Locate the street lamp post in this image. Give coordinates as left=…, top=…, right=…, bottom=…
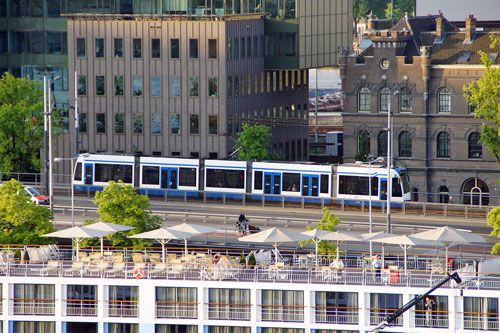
left=386, top=91, right=399, bottom=233
left=368, top=156, right=384, bottom=256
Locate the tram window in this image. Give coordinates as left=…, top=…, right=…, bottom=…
left=179, top=168, right=197, bottom=186
left=206, top=169, right=244, bottom=189
left=392, top=177, right=402, bottom=197
left=338, top=175, right=368, bottom=195
left=142, top=166, right=160, bottom=185
left=74, top=162, right=82, bottom=181
left=254, top=171, right=263, bottom=190
left=95, top=163, right=133, bottom=184
left=283, top=173, right=300, bottom=192
left=320, top=174, right=329, bottom=193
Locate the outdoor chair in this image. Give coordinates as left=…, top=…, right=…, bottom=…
left=150, top=263, right=168, bottom=278
left=63, top=261, right=84, bottom=277
left=167, top=260, right=184, bottom=278
left=39, top=260, right=60, bottom=276
left=105, top=262, right=126, bottom=278
left=86, top=261, right=109, bottom=276
left=165, top=253, right=177, bottom=263
left=132, top=253, right=145, bottom=263
left=150, top=253, right=162, bottom=263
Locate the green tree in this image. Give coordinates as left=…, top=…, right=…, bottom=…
left=487, top=208, right=500, bottom=254
left=92, top=181, right=162, bottom=247
left=354, top=130, right=369, bottom=162
left=464, top=36, right=500, bottom=162
left=0, top=73, right=61, bottom=173
left=384, top=0, right=413, bottom=20
left=299, top=207, right=340, bottom=255
left=0, top=179, right=55, bottom=244
left=354, top=0, right=370, bottom=35
left=234, top=124, right=273, bottom=160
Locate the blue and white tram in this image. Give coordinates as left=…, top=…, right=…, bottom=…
left=139, top=157, right=199, bottom=196
left=336, top=163, right=411, bottom=204
left=204, top=160, right=247, bottom=198
left=251, top=162, right=332, bottom=201
left=73, top=154, right=135, bottom=192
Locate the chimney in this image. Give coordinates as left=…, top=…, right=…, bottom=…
left=435, top=12, right=444, bottom=40
left=465, top=14, right=476, bottom=43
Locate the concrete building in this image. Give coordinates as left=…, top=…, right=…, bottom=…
left=0, top=1, right=353, bottom=176
left=340, top=14, right=500, bottom=205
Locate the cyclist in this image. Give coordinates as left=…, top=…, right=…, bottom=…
left=238, top=211, right=249, bottom=233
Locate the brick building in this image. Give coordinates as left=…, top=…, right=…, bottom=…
left=340, top=14, right=500, bottom=205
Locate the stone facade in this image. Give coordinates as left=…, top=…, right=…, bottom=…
left=340, top=14, right=500, bottom=205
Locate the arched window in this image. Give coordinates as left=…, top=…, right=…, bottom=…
left=398, top=131, right=412, bottom=157
left=400, top=88, right=412, bottom=112
left=437, top=131, right=450, bottom=158
left=438, top=88, right=451, bottom=113
left=462, top=178, right=489, bottom=206
left=468, top=132, right=482, bottom=159
left=377, top=131, right=387, bottom=157
left=379, top=87, right=390, bottom=112
left=358, top=87, right=370, bottom=112
left=357, top=130, right=370, bottom=158
left=438, top=186, right=450, bottom=203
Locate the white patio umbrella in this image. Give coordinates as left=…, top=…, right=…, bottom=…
left=42, top=226, right=111, bottom=260
left=128, top=228, right=193, bottom=262
left=322, top=231, right=362, bottom=260
left=238, top=227, right=310, bottom=264
left=301, top=228, right=337, bottom=262
left=169, top=223, right=219, bottom=255
left=362, top=231, right=397, bottom=265
left=412, top=226, right=485, bottom=271
left=374, top=234, right=428, bottom=272
left=84, top=221, right=135, bottom=254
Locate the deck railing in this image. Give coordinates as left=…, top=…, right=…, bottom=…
left=205, top=303, right=251, bottom=320
left=64, top=299, right=98, bottom=316
left=259, top=304, right=304, bottom=322
left=106, top=300, right=138, bottom=317
left=11, top=298, right=55, bottom=315
left=155, top=302, right=198, bottom=319
left=312, top=306, right=359, bottom=324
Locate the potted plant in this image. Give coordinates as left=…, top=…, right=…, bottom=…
left=248, top=252, right=256, bottom=268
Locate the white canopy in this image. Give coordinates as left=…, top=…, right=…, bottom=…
left=129, top=227, right=193, bottom=262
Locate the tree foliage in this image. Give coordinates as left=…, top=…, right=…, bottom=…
left=0, top=179, right=55, bottom=244
left=354, top=130, right=369, bottom=162
left=91, top=181, right=162, bottom=247
left=0, top=73, right=47, bottom=173
left=487, top=208, right=500, bottom=254
left=300, top=207, right=340, bottom=255
left=354, top=0, right=414, bottom=22
left=234, top=124, right=274, bottom=161
left=464, top=36, right=500, bottom=162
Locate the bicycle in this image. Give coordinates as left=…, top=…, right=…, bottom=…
left=235, top=220, right=248, bottom=236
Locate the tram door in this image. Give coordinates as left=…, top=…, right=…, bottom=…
left=161, top=167, right=178, bottom=189
left=302, top=175, right=319, bottom=197
left=264, top=172, right=281, bottom=195
left=84, top=164, right=93, bottom=185
left=380, top=178, right=387, bottom=200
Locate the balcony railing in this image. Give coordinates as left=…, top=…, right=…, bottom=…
left=206, top=303, right=251, bottom=320
left=106, top=300, right=138, bottom=317
left=260, top=304, right=304, bottom=322
left=312, top=306, right=359, bottom=324
left=367, top=308, right=403, bottom=326
left=156, top=302, right=198, bottom=319
left=11, top=299, right=55, bottom=315
left=457, top=312, right=500, bottom=331
left=64, top=299, right=98, bottom=316
left=412, top=309, right=449, bottom=329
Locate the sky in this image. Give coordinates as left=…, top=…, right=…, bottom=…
left=309, top=68, right=341, bottom=89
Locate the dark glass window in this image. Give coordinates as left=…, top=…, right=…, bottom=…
left=77, top=76, right=87, bottom=95
left=95, top=163, right=133, bottom=183
left=46, top=0, right=61, bottom=17
left=234, top=38, right=239, bottom=59
left=398, top=131, right=412, bottom=157
left=247, top=36, right=252, bottom=57
left=208, top=77, right=218, bottom=97
left=189, top=39, right=198, bottom=58
left=190, top=114, right=199, bottom=134
left=152, top=38, right=160, bottom=58
left=67, top=285, right=96, bottom=316
left=468, top=132, right=482, bottom=159
left=240, top=37, right=245, bottom=58
left=114, top=38, right=123, bottom=58
left=227, top=38, right=232, bottom=59
left=96, top=113, right=106, bottom=134
left=142, top=166, right=160, bottom=185
left=95, top=38, right=104, bottom=58
left=179, top=168, right=197, bottom=186
left=76, top=38, right=86, bottom=58
left=79, top=113, right=87, bottom=133
left=46, top=32, right=67, bottom=54
left=133, top=38, right=142, bottom=58
left=171, top=39, right=179, bottom=58
left=437, top=131, right=450, bottom=158
left=379, top=87, right=390, bottom=112
left=400, top=88, right=412, bottom=112
left=209, top=115, right=217, bottom=134
left=378, top=131, right=387, bottom=157
left=438, top=88, right=451, bottom=112
left=133, top=114, right=143, bottom=134
left=114, top=76, right=124, bottom=96
left=254, top=171, right=263, bottom=190
left=358, top=87, right=370, bottom=112
left=253, top=36, right=258, bottom=58
left=74, top=163, right=82, bottom=181
left=283, top=173, right=300, bottom=192
left=115, top=113, right=124, bottom=133
left=208, top=39, right=217, bottom=59
left=320, top=174, right=329, bottom=194
left=206, top=169, right=245, bottom=189
left=96, top=76, right=105, bottom=96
